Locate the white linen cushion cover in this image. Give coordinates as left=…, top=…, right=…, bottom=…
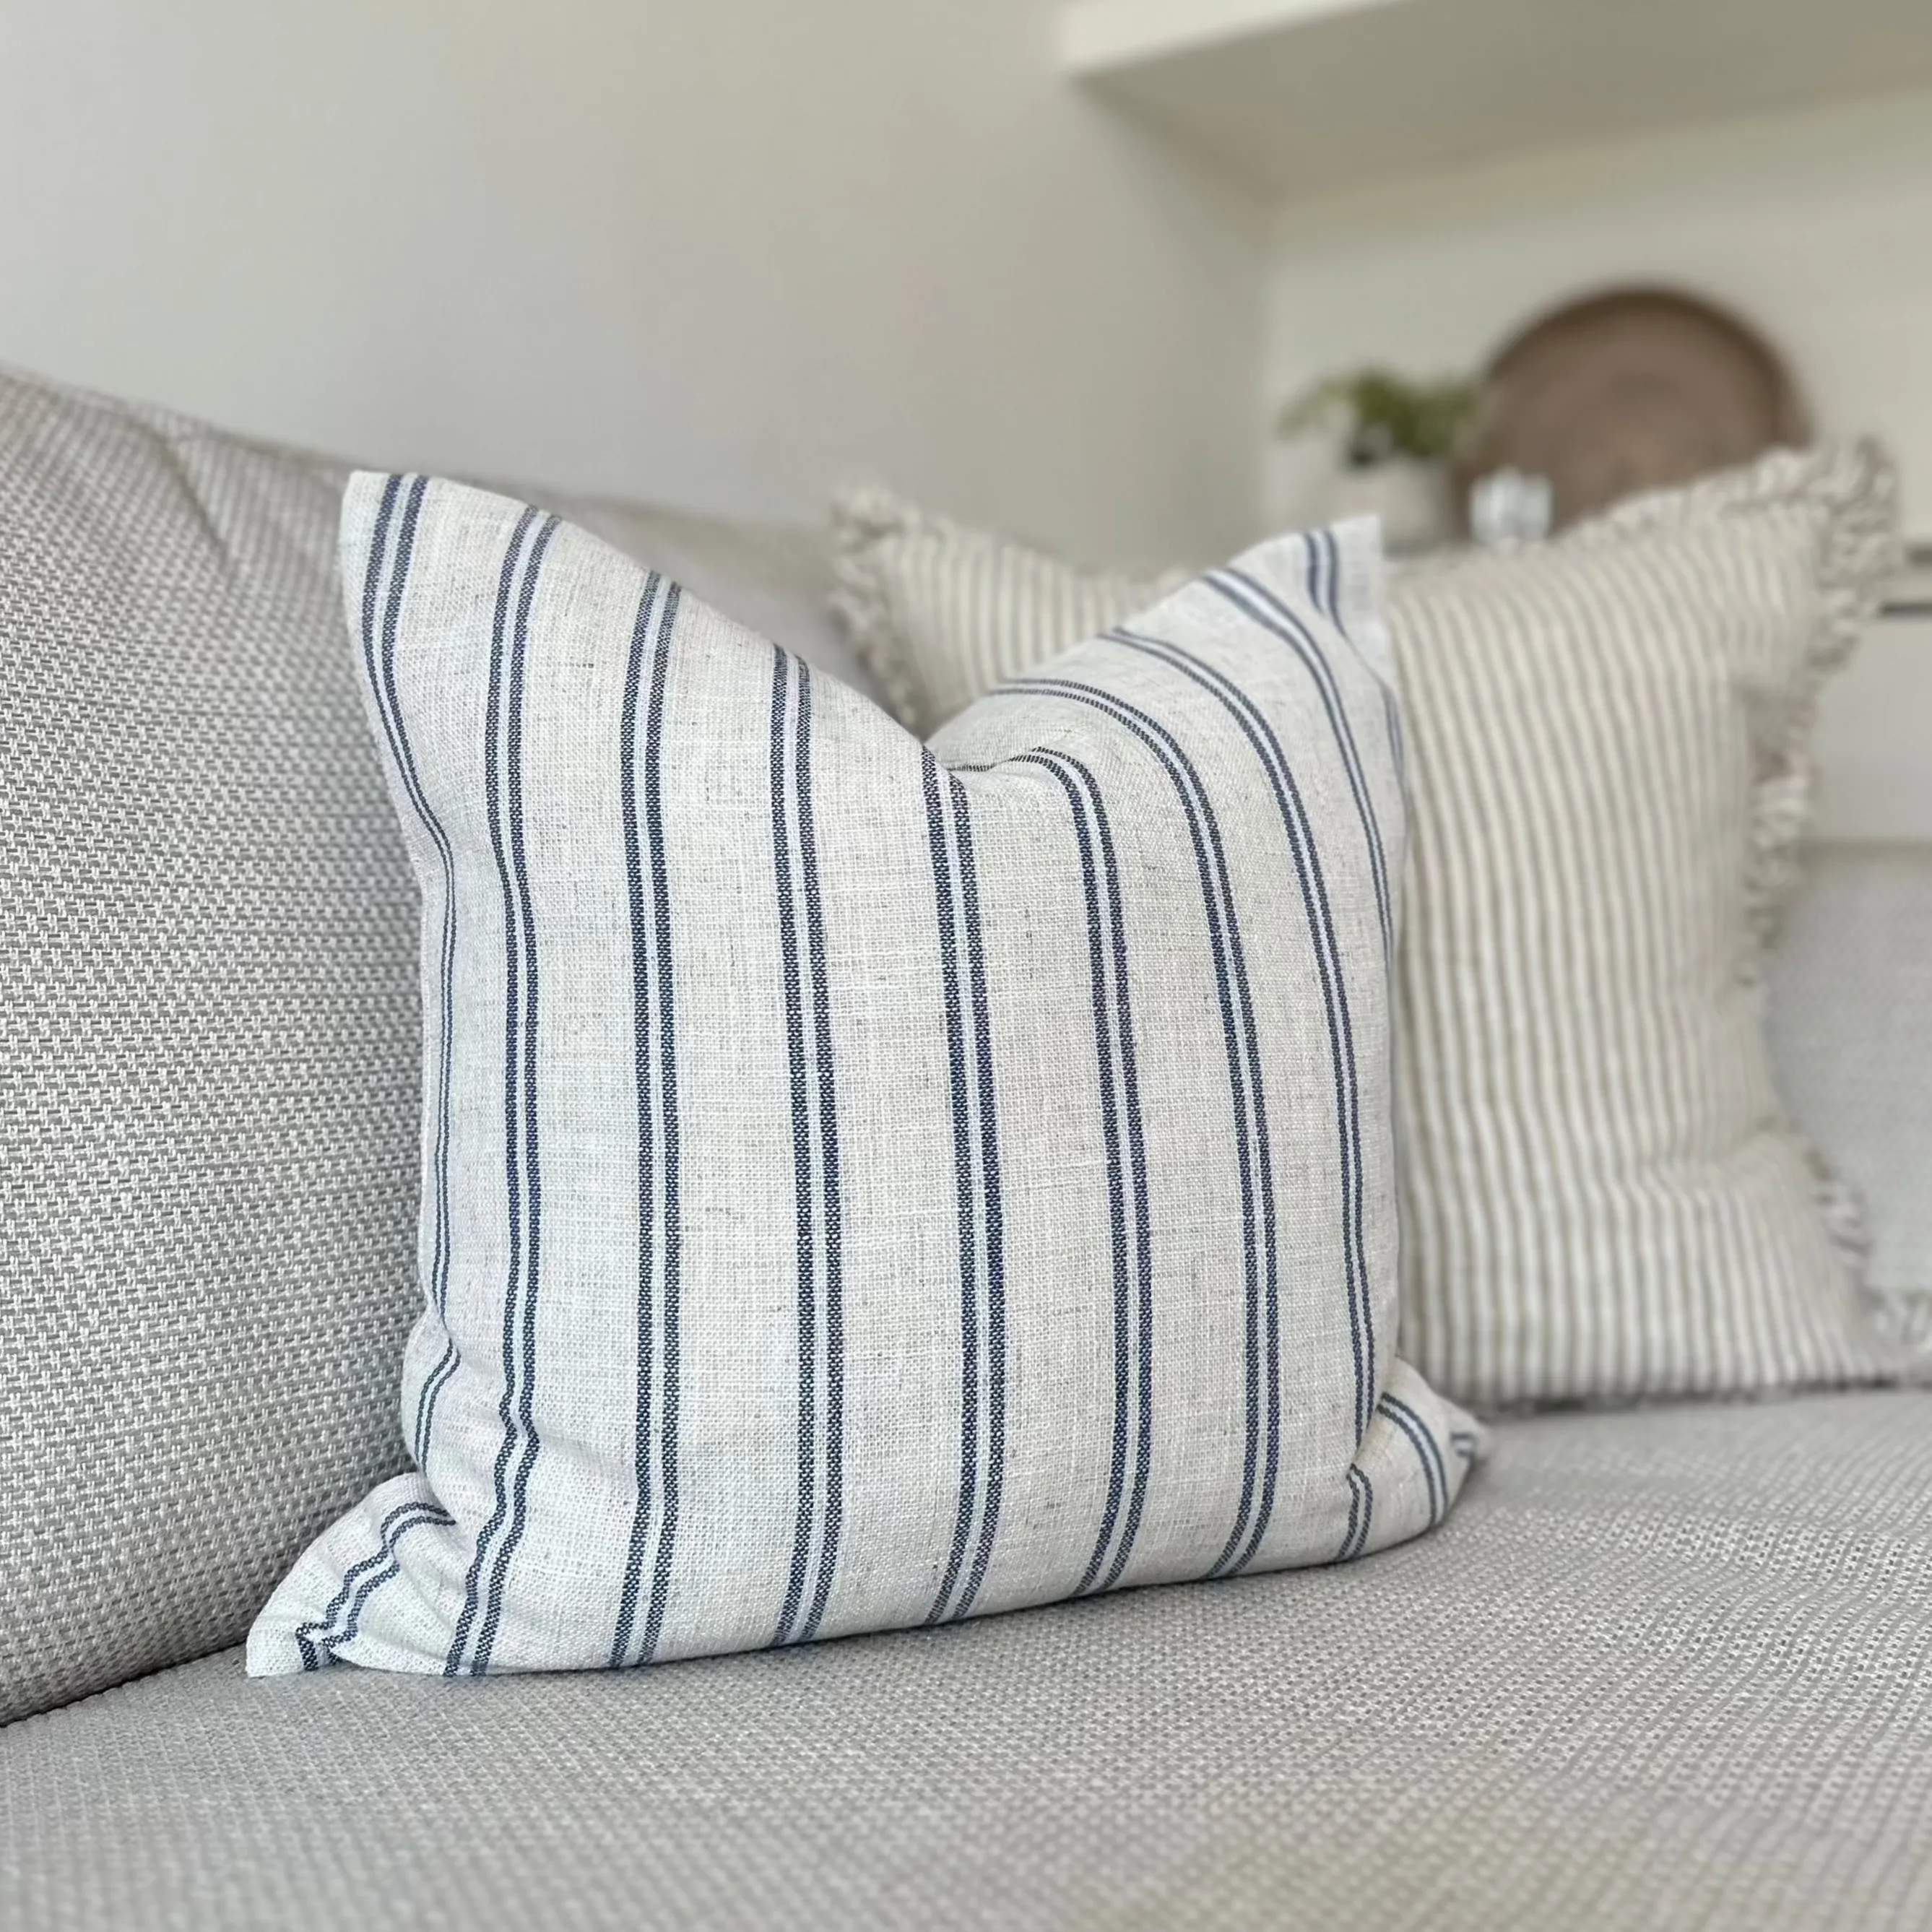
left=248, top=475, right=1476, bottom=1677
left=829, top=449, right=1920, bottom=1411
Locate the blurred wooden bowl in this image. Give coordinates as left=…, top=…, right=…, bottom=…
left=1457, top=287, right=1810, bottom=533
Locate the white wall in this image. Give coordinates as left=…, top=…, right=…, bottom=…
left=0, top=1, right=1262, bottom=564
left=1262, top=88, right=1932, bottom=537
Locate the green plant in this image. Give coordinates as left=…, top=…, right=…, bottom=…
left=1278, top=368, right=1479, bottom=468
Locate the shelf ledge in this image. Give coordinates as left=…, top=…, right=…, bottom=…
left=1060, top=0, right=1932, bottom=202
left=1059, top=0, right=1408, bottom=79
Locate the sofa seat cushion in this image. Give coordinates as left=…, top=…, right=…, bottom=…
left=5, top=1390, right=1928, bottom=1931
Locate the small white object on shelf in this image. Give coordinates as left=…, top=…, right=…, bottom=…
left=1468, top=469, right=1554, bottom=550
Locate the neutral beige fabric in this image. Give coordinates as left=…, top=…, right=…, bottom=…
left=1390, top=448, right=1910, bottom=1406
left=830, top=451, right=1920, bottom=1411
left=8, top=1390, right=1930, bottom=1931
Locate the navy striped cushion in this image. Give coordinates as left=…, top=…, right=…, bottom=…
left=248, top=475, right=1477, bottom=1677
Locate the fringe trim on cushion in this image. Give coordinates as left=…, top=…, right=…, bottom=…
left=829, top=486, right=1189, bottom=737
left=1572, top=440, right=1902, bottom=953
left=1583, top=443, right=1902, bottom=1294
left=1868, top=1286, right=1932, bottom=1359
left=828, top=486, right=940, bottom=735
left=1809, top=1148, right=1879, bottom=1294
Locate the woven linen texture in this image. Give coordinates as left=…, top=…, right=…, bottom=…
left=248, top=475, right=1476, bottom=1677
left=830, top=449, right=1918, bottom=1409
left=0, top=369, right=418, bottom=1725
left=15, top=1391, right=1931, bottom=1932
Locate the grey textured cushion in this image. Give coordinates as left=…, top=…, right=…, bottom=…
left=7, top=1390, right=1928, bottom=1931
left=0, top=369, right=420, bottom=1726
left=1771, top=840, right=1932, bottom=1346
left=0, top=366, right=869, bottom=1723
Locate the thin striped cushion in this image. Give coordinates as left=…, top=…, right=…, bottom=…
left=832, top=488, right=1190, bottom=735
left=247, top=476, right=1476, bottom=1678
left=830, top=447, right=1923, bottom=1410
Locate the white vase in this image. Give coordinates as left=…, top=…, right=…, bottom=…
left=1324, top=459, right=1452, bottom=556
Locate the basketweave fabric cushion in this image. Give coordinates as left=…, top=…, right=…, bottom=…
left=248, top=475, right=1477, bottom=1678
left=0, top=367, right=419, bottom=1728
left=830, top=449, right=1920, bottom=1411
left=14, top=1391, right=1932, bottom=1932
left=0, top=363, right=891, bottom=1729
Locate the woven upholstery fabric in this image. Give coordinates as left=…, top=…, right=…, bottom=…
left=831, top=451, right=1918, bottom=1411
left=0, top=368, right=420, bottom=1725
left=250, top=475, right=1476, bottom=1679
left=1772, top=840, right=1932, bottom=1349
left=0, top=365, right=901, bottom=1727
left=12, top=1391, right=1931, bottom=1932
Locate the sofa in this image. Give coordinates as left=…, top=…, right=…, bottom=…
left=1, top=369, right=1927, bottom=1931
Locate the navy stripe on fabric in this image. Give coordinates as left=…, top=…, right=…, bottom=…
left=444, top=506, right=555, bottom=1677
left=1208, top=567, right=1393, bottom=972
left=1110, top=628, right=1374, bottom=1452
left=950, top=779, right=1009, bottom=1621
left=324, top=1506, right=452, bottom=1663
left=1017, top=751, right=1130, bottom=1597
left=614, top=568, right=691, bottom=1661
left=1386, top=1394, right=1450, bottom=1512
left=1015, top=750, right=1152, bottom=1598
left=1337, top=1468, right=1363, bottom=1566
left=770, top=654, right=847, bottom=1647
left=1001, top=677, right=1276, bottom=1583
left=1304, top=529, right=1335, bottom=629
left=922, top=756, right=982, bottom=1627
left=470, top=509, right=562, bottom=1674
left=795, top=662, right=846, bottom=1644
left=296, top=1500, right=450, bottom=1671
left=1072, top=755, right=1158, bottom=1597
left=635, top=580, right=686, bottom=1665
left=296, top=1497, right=419, bottom=1671
left=1338, top=1465, right=1374, bottom=1562
left=1377, top=1394, right=1447, bottom=1527
left=633, top=583, right=688, bottom=1661
left=771, top=648, right=818, bottom=1647
left=352, top=476, right=463, bottom=1469
left=610, top=574, right=667, bottom=1669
